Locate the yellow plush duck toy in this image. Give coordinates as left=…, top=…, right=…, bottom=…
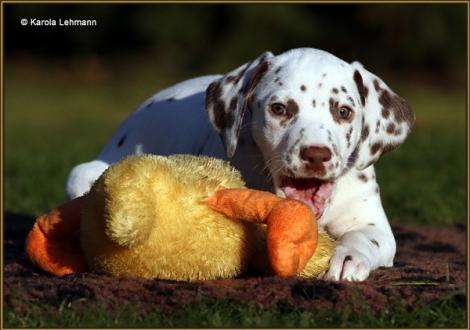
left=26, top=155, right=335, bottom=281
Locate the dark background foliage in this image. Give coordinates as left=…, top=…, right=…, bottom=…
left=5, top=3, right=466, bottom=84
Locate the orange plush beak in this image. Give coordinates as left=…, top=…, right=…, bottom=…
left=25, top=196, right=88, bottom=276
left=206, top=188, right=318, bottom=277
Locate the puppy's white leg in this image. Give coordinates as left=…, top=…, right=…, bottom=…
left=322, top=224, right=396, bottom=281
left=65, top=160, right=109, bottom=199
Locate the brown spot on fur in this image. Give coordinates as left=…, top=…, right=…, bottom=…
left=353, top=70, right=367, bottom=106
left=370, top=142, right=382, bottom=155
left=341, top=86, right=347, bottom=93
left=368, top=223, right=376, bottom=226
left=382, top=108, right=390, bottom=119
left=229, top=96, right=238, bottom=111
left=213, top=100, right=227, bottom=130
left=318, top=83, right=322, bottom=88
left=206, top=82, right=228, bottom=131
left=344, top=255, right=352, bottom=262
left=286, top=99, right=299, bottom=116
left=391, top=95, right=415, bottom=126
left=361, top=124, right=370, bottom=142
left=347, top=144, right=360, bottom=168
left=274, top=66, right=282, bottom=74
left=379, top=89, right=393, bottom=112
left=117, top=134, right=127, bottom=147
left=358, top=173, right=368, bottom=182
left=373, top=79, right=381, bottom=92
left=377, top=85, right=414, bottom=126
left=322, top=73, right=327, bottom=77
left=375, top=120, right=381, bottom=133
left=332, top=88, right=339, bottom=94
left=370, top=239, right=380, bottom=247
left=312, top=99, right=316, bottom=108
left=386, top=122, right=396, bottom=134
left=274, top=77, right=280, bottom=83
left=347, top=96, right=356, bottom=107
left=206, top=81, right=222, bottom=107
left=346, top=126, right=353, bottom=147
left=300, top=85, right=306, bottom=92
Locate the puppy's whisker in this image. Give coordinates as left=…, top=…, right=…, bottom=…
left=262, top=153, right=285, bottom=181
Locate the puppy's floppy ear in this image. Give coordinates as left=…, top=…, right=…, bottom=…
left=349, top=61, right=415, bottom=170
left=205, top=51, right=274, bottom=157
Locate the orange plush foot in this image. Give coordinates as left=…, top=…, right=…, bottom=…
left=25, top=196, right=88, bottom=276
left=266, top=199, right=317, bottom=277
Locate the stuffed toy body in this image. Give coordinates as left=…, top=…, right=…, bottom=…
left=26, top=155, right=335, bottom=281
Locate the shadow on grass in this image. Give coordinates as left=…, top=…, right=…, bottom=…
left=4, top=211, right=36, bottom=239
left=4, top=211, right=37, bottom=272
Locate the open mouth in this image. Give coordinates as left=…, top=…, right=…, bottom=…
left=279, top=176, right=333, bottom=219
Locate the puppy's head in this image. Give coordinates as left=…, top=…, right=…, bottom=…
left=205, top=48, right=415, bottom=218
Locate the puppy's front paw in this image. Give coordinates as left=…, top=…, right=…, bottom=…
left=322, top=245, right=371, bottom=281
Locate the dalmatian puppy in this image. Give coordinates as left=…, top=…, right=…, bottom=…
left=66, top=48, right=415, bottom=281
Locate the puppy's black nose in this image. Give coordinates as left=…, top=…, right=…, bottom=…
left=300, top=146, right=332, bottom=165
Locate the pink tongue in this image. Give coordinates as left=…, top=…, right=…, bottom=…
left=281, top=178, right=332, bottom=219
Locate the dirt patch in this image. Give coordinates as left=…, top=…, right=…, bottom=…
left=3, top=212, right=467, bottom=315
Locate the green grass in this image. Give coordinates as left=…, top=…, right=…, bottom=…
left=4, top=295, right=466, bottom=328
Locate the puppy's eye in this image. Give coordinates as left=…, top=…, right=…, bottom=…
left=338, top=106, right=353, bottom=119
left=270, top=103, right=287, bottom=116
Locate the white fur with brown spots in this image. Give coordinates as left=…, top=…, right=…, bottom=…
left=66, top=48, right=415, bottom=282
